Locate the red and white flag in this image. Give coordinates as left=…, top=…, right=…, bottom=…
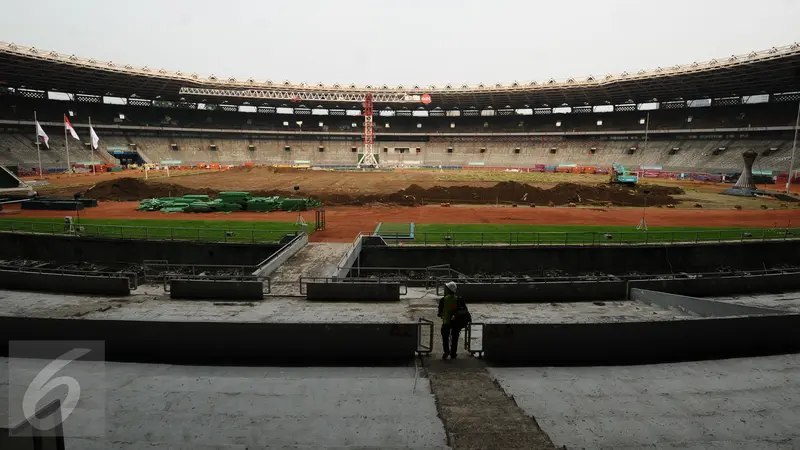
left=35, top=121, right=49, bottom=149
left=64, top=115, right=80, bottom=140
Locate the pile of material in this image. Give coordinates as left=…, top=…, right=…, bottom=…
left=137, top=192, right=321, bottom=213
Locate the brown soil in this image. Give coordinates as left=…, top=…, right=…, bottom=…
left=82, top=178, right=218, bottom=201
left=389, top=182, right=682, bottom=207
left=75, top=178, right=682, bottom=208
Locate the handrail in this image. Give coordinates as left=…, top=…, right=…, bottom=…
left=433, top=267, right=800, bottom=294
left=254, top=232, right=306, bottom=268
left=464, top=323, right=484, bottom=358
left=417, top=318, right=434, bottom=356
left=143, top=260, right=260, bottom=283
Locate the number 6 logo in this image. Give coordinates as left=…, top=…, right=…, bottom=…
left=22, top=348, right=91, bottom=430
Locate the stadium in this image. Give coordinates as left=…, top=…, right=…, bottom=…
left=2, top=34, right=800, bottom=450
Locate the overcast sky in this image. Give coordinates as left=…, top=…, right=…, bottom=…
left=1, top=0, right=798, bottom=87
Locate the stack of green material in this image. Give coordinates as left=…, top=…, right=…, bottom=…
left=246, top=196, right=281, bottom=212
left=136, top=192, right=321, bottom=213
left=161, top=206, right=187, bottom=213
left=208, top=199, right=243, bottom=212
left=183, top=194, right=211, bottom=202
left=184, top=201, right=212, bottom=213
left=219, top=192, right=251, bottom=203
left=280, top=198, right=309, bottom=211
left=137, top=196, right=197, bottom=211
left=136, top=199, right=162, bottom=211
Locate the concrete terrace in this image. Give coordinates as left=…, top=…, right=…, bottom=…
left=0, top=287, right=691, bottom=325
left=2, top=283, right=799, bottom=450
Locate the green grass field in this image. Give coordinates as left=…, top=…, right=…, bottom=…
left=0, top=217, right=308, bottom=243
left=376, top=223, right=797, bottom=245
left=375, top=222, right=412, bottom=236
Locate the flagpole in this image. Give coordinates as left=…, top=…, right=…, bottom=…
left=34, top=111, right=43, bottom=179
left=64, top=116, right=71, bottom=177
left=89, top=116, right=96, bottom=175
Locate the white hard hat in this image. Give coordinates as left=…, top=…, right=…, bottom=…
left=445, top=281, right=457, bottom=293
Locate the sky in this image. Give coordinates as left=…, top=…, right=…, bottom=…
left=1, top=0, right=798, bottom=87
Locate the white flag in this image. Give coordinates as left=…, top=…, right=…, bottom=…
left=64, top=115, right=80, bottom=140
left=89, top=126, right=99, bottom=150
left=35, top=121, right=49, bottom=149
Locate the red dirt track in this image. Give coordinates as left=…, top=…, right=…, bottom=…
left=3, top=202, right=799, bottom=242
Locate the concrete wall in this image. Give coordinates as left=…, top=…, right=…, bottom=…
left=454, top=281, right=627, bottom=303
left=630, top=289, right=781, bottom=317
left=253, top=233, right=308, bottom=277
left=0, top=317, right=419, bottom=364
left=0, top=233, right=281, bottom=265
left=628, top=272, right=800, bottom=297
left=0, top=269, right=130, bottom=296
left=481, top=314, right=800, bottom=365
left=170, top=279, right=264, bottom=301
left=357, top=240, right=800, bottom=276
left=306, top=282, right=401, bottom=301
left=335, top=235, right=364, bottom=278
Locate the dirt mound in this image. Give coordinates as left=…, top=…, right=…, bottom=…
left=82, top=177, right=682, bottom=207
left=84, top=178, right=216, bottom=201
left=353, top=181, right=682, bottom=207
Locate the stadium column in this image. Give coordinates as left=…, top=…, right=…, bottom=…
left=787, top=100, right=800, bottom=193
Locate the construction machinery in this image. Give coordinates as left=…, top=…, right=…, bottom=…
left=609, top=163, right=638, bottom=185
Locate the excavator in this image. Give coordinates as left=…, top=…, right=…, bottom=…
left=609, top=163, right=638, bottom=185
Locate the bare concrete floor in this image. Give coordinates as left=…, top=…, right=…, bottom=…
left=268, top=243, right=351, bottom=296
left=0, top=289, right=414, bottom=323
left=0, top=288, right=695, bottom=325
left=491, top=354, right=800, bottom=450
left=1, top=358, right=449, bottom=450
left=710, top=291, right=800, bottom=313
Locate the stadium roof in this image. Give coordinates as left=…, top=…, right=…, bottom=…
left=1, top=41, right=799, bottom=108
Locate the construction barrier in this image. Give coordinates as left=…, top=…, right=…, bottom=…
left=169, top=277, right=266, bottom=301
left=0, top=317, right=421, bottom=364
left=481, top=313, right=800, bottom=365
left=0, top=269, right=132, bottom=296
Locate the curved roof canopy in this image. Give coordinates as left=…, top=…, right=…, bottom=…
left=1, top=42, right=799, bottom=108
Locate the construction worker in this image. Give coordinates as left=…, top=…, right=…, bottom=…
left=437, top=281, right=471, bottom=360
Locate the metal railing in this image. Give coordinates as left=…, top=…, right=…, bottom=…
left=373, top=227, right=800, bottom=247
left=0, top=220, right=300, bottom=243
left=417, top=318, right=433, bottom=356
left=0, top=264, right=140, bottom=290
left=339, top=265, right=456, bottom=288
left=255, top=232, right=307, bottom=268
left=298, top=276, right=408, bottom=296
left=433, top=267, right=800, bottom=294
left=464, top=322, right=484, bottom=358
left=163, top=274, right=271, bottom=294
left=143, top=260, right=261, bottom=284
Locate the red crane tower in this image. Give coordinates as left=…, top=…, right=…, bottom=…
left=357, top=93, right=378, bottom=168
